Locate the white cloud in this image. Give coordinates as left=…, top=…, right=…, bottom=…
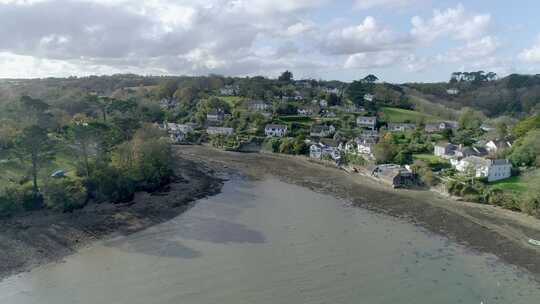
left=411, top=4, right=491, bottom=42
left=519, top=35, right=540, bottom=63
left=344, top=50, right=408, bottom=69
left=354, top=0, right=418, bottom=10
left=438, top=36, right=500, bottom=63
left=321, top=16, right=410, bottom=55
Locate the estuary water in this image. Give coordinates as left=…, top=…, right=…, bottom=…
left=1, top=178, right=539, bottom=303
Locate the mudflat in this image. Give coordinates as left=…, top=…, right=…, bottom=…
left=0, top=156, right=224, bottom=279
left=2, top=144, right=540, bottom=282
left=176, top=145, right=540, bottom=281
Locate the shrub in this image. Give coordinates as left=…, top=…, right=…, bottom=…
left=87, top=164, right=136, bottom=203
left=43, top=178, right=88, bottom=212
left=344, top=153, right=366, bottom=166
left=18, top=183, right=44, bottom=211
left=0, top=187, right=23, bottom=217
left=521, top=190, right=540, bottom=216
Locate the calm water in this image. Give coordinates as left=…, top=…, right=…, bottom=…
left=1, top=178, right=540, bottom=304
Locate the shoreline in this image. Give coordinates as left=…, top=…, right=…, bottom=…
left=177, top=145, right=540, bottom=281
left=0, top=155, right=224, bottom=280
left=2, top=145, right=540, bottom=282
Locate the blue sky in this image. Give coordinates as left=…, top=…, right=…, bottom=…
left=1, top=0, right=540, bottom=83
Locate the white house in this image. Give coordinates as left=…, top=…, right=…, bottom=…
left=357, top=116, right=377, bottom=130
left=425, top=121, right=458, bottom=133
left=246, top=100, right=270, bottom=112
left=485, top=140, right=512, bottom=154
left=446, top=88, right=459, bottom=95
left=364, top=94, right=374, bottom=102
left=310, top=125, right=335, bottom=138
left=434, top=142, right=459, bottom=159
left=323, top=87, right=341, bottom=95
left=159, top=97, right=177, bottom=110
left=387, top=123, right=416, bottom=132
left=319, top=99, right=328, bottom=107
left=356, top=137, right=377, bottom=157
left=455, top=156, right=512, bottom=182
left=207, top=108, right=225, bottom=123
left=164, top=123, right=194, bottom=134
left=265, top=124, right=288, bottom=137
left=220, top=85, right=239, bottom=96
left=310, top=143, right=341, bottom=161
left=297, top=107, right=314, bottom=116
left=207, top=127, right=234, bottom=136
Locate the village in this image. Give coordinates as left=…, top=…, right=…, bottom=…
left=157, top=73, right=518, bottom=201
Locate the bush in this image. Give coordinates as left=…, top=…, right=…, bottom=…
left=18, top=184, right=44, bottom=211
left=344, top=153, right=366, bottom=166
left=0, top=187, right=23, bottom=217
left=521, top=190, right=540, bottom=216
left=43, top=178, right=88, bottom=212
left=87, top=164, right=136, bottom=203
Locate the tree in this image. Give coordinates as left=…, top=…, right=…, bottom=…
left=278, top=70, right=293, bottom=82
left=68, top=120, right=105, bottom=177
left=346, top=80, right=369, bottom=106
left=15, top=126, right=56, bottom=194
left=458, top=107, right=483, bottom=131
left=509, top=129, right=540, bottom=167
left=158, top=79, right=179, bottom=99
left=512, top=115, right=540, bottom=139
left=86, top=95, right=112, bottom=122
left=373, top=133, right=398, bottom=164
left=362, top=74, right=379, bottom=83
left=19, top=95, right=50, bottom=126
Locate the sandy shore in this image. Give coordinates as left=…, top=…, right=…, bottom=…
left=0, top=155, right=224, bottom=279
left=176, top=145, right=540, bottom=280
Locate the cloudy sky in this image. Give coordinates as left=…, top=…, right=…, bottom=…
left=1, top=0, right=540, bottom=82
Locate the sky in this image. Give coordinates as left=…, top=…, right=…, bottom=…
left=2, top=0, right=540, bottom=82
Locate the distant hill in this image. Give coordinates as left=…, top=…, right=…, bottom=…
left=403, top=74, right=540, bottom=117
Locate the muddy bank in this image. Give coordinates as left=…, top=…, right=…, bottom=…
left=177, top=145, right=540, bottom=280
left=0, top=155, right=224, bottom=279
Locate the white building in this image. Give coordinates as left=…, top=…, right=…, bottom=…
left=310, top=143, right=341, bottom=161
left=455, top=156, right=512, bottom=182
left=246, top=100, right=270, bottom=112
left=485, top=140, right=512, bottom=154
left=434, top=142, right=458, bottom=159
left=364, top=94, right=374, bottom=102
left=357, top=116, right=377, bottom=130
left=446, top=88, right=459, bottom=95
left=207, top=127, right=234, bottom=136
left=265, top=124, right=288, bottom=137
left=310, top=125, right=335, bottom=138
left=387, top=123, right=416, bottom=132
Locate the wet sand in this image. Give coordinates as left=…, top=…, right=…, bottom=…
left=176, top=145, right=540, bottom=281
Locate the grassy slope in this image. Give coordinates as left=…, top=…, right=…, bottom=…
left=0, top=150, right=78, bottom=191
left=379, top=107, right=441, bottom=123
left=489, top=176, right=528, bottom=194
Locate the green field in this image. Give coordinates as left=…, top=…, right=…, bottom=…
left=0, top=150, right=78, bottom=191
left=379, top=107, right=441, bottom=123
left=489, top=176, right=528, bottom=194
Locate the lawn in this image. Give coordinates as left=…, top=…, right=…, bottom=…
left=217, top=96, right=245, bottom=108
left=0, top=149, right=78, bottom=191
left=379, top=107, right=441, bottom=123
left=278, top=116, right=314, bottom=127
left=489, top=176, right=528, bottom=194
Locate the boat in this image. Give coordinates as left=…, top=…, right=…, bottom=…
left=528, top=239, right=540, bottom=246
